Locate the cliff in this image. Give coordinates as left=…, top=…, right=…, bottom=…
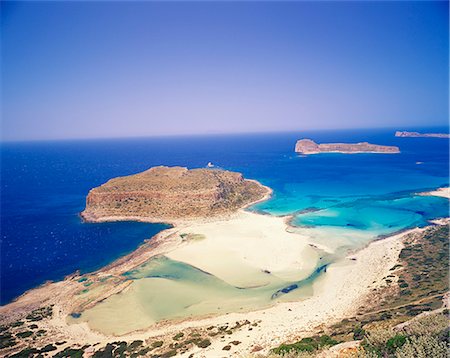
left=295, top=139, right=400, bottom=154
left=81, top=166, right=270, bottom=222
left=395, top=131, right=450, bottom=138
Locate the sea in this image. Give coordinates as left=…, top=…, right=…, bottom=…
left=1, top=127, right=449, bottom=305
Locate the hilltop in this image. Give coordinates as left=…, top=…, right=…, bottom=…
left=81, top=166, right=270, bottom=223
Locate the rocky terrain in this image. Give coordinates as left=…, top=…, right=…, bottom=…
left=265, top=223, right=449, bottom=357
left=295, top=139, right=400, bottom=155
left=81, top=166, right=270, bottom=222
left=395, top=131, right=450, bottom=138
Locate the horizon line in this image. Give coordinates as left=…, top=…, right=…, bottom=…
left=1, top=124, right=449, bottom=144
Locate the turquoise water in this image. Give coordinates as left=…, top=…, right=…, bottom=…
left=247, top=129, right=449, bottom=246
left=292, top=195, right=449, bottom=235
left=1, top=127, right=449, bottom=304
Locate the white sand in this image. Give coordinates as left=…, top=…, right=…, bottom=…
left=175, top=227, right=409, bottom=357
left=167, top=211, right=320, bottom=287
left=74, top=223, right=423, bottom=358
left=61, top=221, right=411, bottom=357
left=418, top=187, right=450, bottom=199
left=69, top=211, right=321, bottom=335
left=75, top=222, right=411, bottom=357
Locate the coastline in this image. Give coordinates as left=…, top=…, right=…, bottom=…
left=418, top=186, right=450, bottom=199
left=1, top=182, right=448, bottom=357
left=298, top=151, right=400, bottom=155
left=0, top=179, right=273, bottom=324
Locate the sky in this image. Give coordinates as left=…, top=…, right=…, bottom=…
left=1, top=1, right=449, bottom=141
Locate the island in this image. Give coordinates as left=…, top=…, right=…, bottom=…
left=294, top=139, right=400, bottom=155
left=81, top=166, right=270, bottom=223
left=395, top=131, right=450, bottom=138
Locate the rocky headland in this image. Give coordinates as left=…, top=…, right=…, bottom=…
left=395, top=131, right=450, bottom=138
left=295, top=139, right=400, bottom=155
left=81, top=166, right=270, bottom=223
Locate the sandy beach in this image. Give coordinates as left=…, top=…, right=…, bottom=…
left=66, top=210, right=321, bottom=335
left=16, top=219, right=428, bottom=357
left=418, top=186, right=450, bottom=199
left=175, top=227, right=408, bottom=357
left=1, top=186, right=448, bottom=357
left=167, top=211, right=319, bottom=286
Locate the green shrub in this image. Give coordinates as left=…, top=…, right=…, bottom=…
left=40, top=344, right=57, bottom=352
left=365, top=326, right=395, bottom=347
left=0, top=333, right=16, bottom=349
left=318, top=335, right=338, bottom=347
left=404, top=313, right=448, bottom=336
left=151, top=340, right=163, bottom=348
left=53, top=348, right=84, bottom=358
left=196, top=339, right=211, bottom=348
left=395, top=335, right=447, bottom=358
left=92, top=343, right=114, bottom=358
left=10, top=347, right=40, bottom=357
left=10, top=321, right=24, bottom=327
left=161, top=349, right=177, bottom=357
left=113, top=342, right=127, bottom=356
left=16, top=331, right=33, bottom=338
left=272, top=342, right=315, bottom=354
left=127, top=340, right=143, bottom=351
left=386, top=334, right=407, bottom=353
left=173, top=332, right=184, bottom=341
left=272, top=335, right=339, bottom=355
left=353, top=326, right=366, bottom=340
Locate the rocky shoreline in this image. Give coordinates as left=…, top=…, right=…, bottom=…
left=295, top=139, right=400, bottom=155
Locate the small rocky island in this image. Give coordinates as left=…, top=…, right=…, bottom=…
left=295, top=139, right=400, bottom=155
left=395, top=131, right=449, bottom=138
left=81, top=166, right=270, bottom=222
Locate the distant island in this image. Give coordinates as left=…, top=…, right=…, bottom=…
left=395, top=131, right=450, bottom=138
left=295, top=139, right=400, bottom=155
left=81, top=166, right=270, bottom=223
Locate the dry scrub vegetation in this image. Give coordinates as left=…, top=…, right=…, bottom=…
left=256, top=225, right=449, bottom=358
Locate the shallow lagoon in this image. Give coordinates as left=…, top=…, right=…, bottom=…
left=70, top=255, right=323, bottom=335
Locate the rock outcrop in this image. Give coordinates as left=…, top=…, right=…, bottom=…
left=395, top=131, right=449, bottom=138
left=81, top=166, right=270, bottom=222
left=295, top=139, right=400, bottom=154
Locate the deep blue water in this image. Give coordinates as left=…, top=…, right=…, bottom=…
left=1, top=127, right=449, bottom=304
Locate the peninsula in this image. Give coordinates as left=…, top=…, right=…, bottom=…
left=295, top=139, right=400, bottom=155
left=395, top=131, right=450, bottom=138
left=81, top=166, right=270, bottom=223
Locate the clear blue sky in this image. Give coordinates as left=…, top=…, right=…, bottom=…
left=1, top=1, right=448, bottom=141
